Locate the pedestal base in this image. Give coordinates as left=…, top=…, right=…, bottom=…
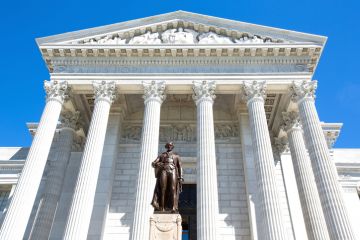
left=149, top=213, right=182, bottom=240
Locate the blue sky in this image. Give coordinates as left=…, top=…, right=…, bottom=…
left=0, top=0, right=359, bottom=148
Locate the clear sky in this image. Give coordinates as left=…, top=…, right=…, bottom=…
left=0, top=0, right=359, bottom=148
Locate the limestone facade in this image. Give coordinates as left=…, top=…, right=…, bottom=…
left=0, top=11, right=359, bottom=240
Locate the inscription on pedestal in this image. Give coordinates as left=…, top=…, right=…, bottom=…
left=149, top=214, right=182, bottom=240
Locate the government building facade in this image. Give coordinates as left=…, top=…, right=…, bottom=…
left=0, top=11, right=359, bottom=240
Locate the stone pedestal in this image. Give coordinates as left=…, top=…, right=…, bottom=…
left=149, top=214, right=182, bottom=240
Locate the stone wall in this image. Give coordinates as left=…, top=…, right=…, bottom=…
left=103, top=141, right=250, bottom=240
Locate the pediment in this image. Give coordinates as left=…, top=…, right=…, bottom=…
left=37, top=11, right=326, bottom=46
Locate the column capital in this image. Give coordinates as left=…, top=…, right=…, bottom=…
left=142, top=81, right=166, bottom=104
left=274, top=136, right=289, bottom=155
left=242, top=81, right=266, bottom=103
left=281, top=111, right=301, bottom=132
left=59, top=110, right=82, bottom=131
left=290, top=80, right=317, bottom=103
left=72, top=135, right=86, bottom=151
left=192, top=80, right=216, bottom=104
left=93, top=81, right=117, bottom=104
left=44, top=80, right=69, bottom=104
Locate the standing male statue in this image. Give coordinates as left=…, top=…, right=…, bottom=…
left=151, top=142, right=183, bottom=213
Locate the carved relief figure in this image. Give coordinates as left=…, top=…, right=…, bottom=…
left=198, top=32, right=234, bottom=44
left=151, top=142, right=183, bottom=213
left=128, top=31, right=161, bottom=44
left=162, top=28, right=197, bottom=44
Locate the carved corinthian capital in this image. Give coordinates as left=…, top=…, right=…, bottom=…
left=290, top=80, right=317, bottom=102
left=242, top=81, right=266, bottom=102
left=281, top=111, right=301, bottom=132
left=44, top=80, right=69, bottom=104
left=192, top=80, right=216, bottom=104
left=142, top=81, right=166, bottom=103
left=72, top=135, right=86, bottom=151
left=274, top=136, right=289, bottom=154
left=59, top=111, right=82, bottom=131
left=93, top=81, right=117, bottom=104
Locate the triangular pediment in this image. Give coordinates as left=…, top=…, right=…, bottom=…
left=36, top=11, right=326, bottom=46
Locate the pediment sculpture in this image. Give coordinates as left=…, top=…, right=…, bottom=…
left=82, top=27, right=284, bottom=45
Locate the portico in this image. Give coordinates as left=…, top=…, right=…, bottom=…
left=0, top=10, right=358, bottom=240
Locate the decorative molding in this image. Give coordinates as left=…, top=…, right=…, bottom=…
left=281, top=111, right=301, bottom=132
left=192, top=80, right=216, bottom=104
left=142, top=81, right=166, bottom=103
left=290, top=80, right=317, bottom=102
left=93, top=81, right=117, bottom=103
left=44, top=80, right=69, bottom=103
left=242, top=81, right=266, bottom=102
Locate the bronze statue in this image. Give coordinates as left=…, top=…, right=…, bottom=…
left=151, top=142, right=183, bottom=213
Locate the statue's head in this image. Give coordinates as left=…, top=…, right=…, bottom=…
left=165, top=142, right=174, bottom=151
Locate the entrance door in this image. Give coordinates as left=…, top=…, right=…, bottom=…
left=179, top=184, right=196, bottom=240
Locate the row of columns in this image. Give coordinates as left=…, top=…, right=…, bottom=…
left=0, top=79, right=356, bottom=240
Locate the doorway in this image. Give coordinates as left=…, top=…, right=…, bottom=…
left=179, top=184, right=196, bottom=240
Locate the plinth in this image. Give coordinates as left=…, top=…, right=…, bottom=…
left=149, top=213, right=182, bottom=240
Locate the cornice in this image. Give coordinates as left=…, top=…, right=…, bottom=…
left=49, top=56, right=312, bottom=65
left=40, top=43, right=321, bottom=58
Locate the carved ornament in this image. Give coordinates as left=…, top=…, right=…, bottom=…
left=142, top=81, right=166, bottom=103
left=44, top=80, right=69, bottom=103
left=79, top=28, right=284, bottom=45
left=274, top=136, right=289, bottom=154
left=242, top=81, right=266, bottom=102
left=59, top=111, right=81, bottom=131
left=122, top=123, right=239, bottom=143
left=290, top=80, right=317, bottom=102
left=281, top=111, right=301, bottom=132
left=72, top=135, right=86, bottom=151
left=192, top=81, right=216, bottom=104
left=93, top=81, right=117, bottom=103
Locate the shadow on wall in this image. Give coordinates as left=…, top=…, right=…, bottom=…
left=10, top=148, right=30, bottom=160
left=216, top=143, right=251, bottom=239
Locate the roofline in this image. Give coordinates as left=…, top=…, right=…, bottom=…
left=36, top=10, right=327, bottom=46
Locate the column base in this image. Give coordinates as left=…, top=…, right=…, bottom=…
left=149, top=214, right=182, bottom=240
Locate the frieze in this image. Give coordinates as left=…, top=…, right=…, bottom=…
left=52, top=63, right=309, bottom=74
left=121, top=123, right=239, bottom=143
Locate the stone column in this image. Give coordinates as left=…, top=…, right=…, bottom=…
left=131, top=81, right=166, bottom=240
left=0, top=81, right=68, bottom=240
left=63, top=81, right=116, bottom=240
left=282, top=111, right=330, bottom=240
left=291, top=81, right=357, bottom=240
left=192, top=81, right=219, bottom=240
left=29, top=111, right=81, bottom=240
left=242, top=81, right=287, bottom=240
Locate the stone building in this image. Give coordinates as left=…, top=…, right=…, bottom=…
left=0, top=11, right=359, bottom=240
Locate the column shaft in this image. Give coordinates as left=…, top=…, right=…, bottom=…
left=0, top=81, right=67, bottom=240
left=292, top=81, right=357, bottom=240
left=299, top=99, right=356, bottom=240
left=131, top=81, right=165, bottom=240
left=29, top=126, right=75, bottom=240
left=284, top=114, right=330, bottom=240
left=63, top=81, right=116, bottom=240
left=196, top=99, right=219, bottom=240
left=243, top=81, right=287, bottom=240
left=193, top=80, right=219, bottom=240
left=63, top=100, right=110, bottom=239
